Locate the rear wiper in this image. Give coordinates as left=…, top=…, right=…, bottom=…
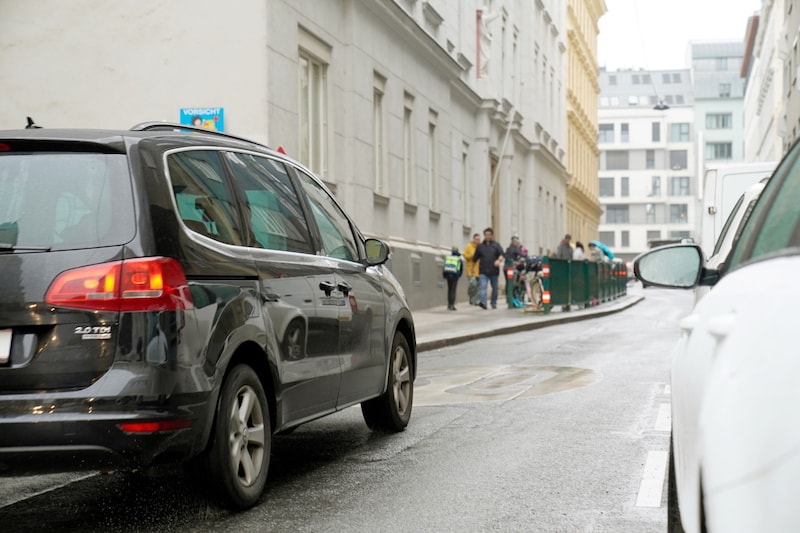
left=0, top=243, right=52, bottom=252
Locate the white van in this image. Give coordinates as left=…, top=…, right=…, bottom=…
left=700, top=161, right=776, bottom=257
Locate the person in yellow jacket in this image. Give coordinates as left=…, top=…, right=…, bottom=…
left=462, top=233, right=481, bottom=305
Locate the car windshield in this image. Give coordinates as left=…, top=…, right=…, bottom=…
left=711, top=193, right=744, bottom=257
left=0, top=152, right=135, bottom=250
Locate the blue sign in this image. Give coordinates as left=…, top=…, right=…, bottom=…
left=180, top=107, right=224, bottom=131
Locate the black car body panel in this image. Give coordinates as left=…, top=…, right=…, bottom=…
left=0, top=127, right=416, bottom=483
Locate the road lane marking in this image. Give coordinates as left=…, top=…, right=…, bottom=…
left=635, top=450, right=668, bottom=507
left=0, top=472, right=97, bottom=509
left=654, top=403, right=671, bottom=432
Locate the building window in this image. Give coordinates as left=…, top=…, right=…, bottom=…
left=428, top=110, right=438, bottom=211
left=715, top=57, right=727, bottom=71
left=621, top=177, right=629, bottom=197
left=719, top=83, right=731, bottom=98
left=605, top=204, right=629, bottom=224
left=669, top=204, right=688, bottom=223
left=669, top=150, right=688, bottom=170
left=662, top=73, right=671, bottom=84
left=599, top=177, right=615, bottom=197
left=621, top=230, right=630, bottom=247
left=646, top=149, right=655, bottom=169
left=642, top=74, right=651, bottom=84
left=676, top=95, right=685, bottom=104
left=632, top=74, right=640, bottom=84
left=705, top=142, right=733, bottom=160
left=621, top=123, right=629, bottom=143
left=706, top=113, right=732, bottom=129
left=672, top=73, right=681, bottom=83
left=373, top=73, right=387, bottom=195
left=599, top=123, right=614, bottom=143
left=651, top=176, right=661, bottom=197
left=670, top=176, right=691, bottom=196
left=298, top=50, right=329, bottom=177
left=646, top=203, right=656, bottom=223
left=670, top=230, right=692, bottom=239
left=652, top=122, right=660, bottom=142
left=599, top=231, right=616, bottom=247
left=670, top=123, right=691, bottom=142
left=403, top=93, right=415, bottom=203
left=609, top=75, right=617, bottom=85
left=647, top=230, right=661, bottom=242
left=605, top=150, right=629, bottom=170
left=665, top=95, right=674, bottom=104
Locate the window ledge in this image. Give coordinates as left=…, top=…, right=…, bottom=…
left=429, top=210, right=441, bottom=222
left=373, top=192, right=390, bottom=206
left=404, top=202, right=418, bottom=215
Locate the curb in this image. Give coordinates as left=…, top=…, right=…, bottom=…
left=417, top=295, right=645, bottom=353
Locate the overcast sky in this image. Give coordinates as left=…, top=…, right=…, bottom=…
left=598, top=0, right=763, bottom=71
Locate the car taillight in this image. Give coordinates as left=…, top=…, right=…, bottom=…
left=117, top=420, right=193, bottom=434
left=45, top=257, right=193, bottom=312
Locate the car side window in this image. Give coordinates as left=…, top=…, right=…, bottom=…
left=728, top=147, right=800, bottom=269
left=223, top=152, right=314, bottom=254
left=293, top=169, right=359, bottom=262
left=168, top=150, right=243, bottom=246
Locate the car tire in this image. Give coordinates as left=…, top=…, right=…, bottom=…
left=205, top=364, right=271, bottom=509
left=668, top=436, right=686, bottom=533
left=361, top=332, right=413, bottom=432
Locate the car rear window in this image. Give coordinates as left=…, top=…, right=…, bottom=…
left=0, top=152, right=135, bottom=250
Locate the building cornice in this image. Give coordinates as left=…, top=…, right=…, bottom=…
left=362, top=0, right=466, bottom=78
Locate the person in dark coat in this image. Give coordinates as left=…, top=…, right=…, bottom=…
left=472, top=227, right=505, bottom=309
left=442, top=246, right=464, bottom=310
left=555, top=234, right=574, bottom=260
left=505, top=235, right=523, bottom=262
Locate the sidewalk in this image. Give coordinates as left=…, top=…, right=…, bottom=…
left=413, top=283, right=644, bottom=352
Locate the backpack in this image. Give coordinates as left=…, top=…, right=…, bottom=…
left=443, top=255, right=461, bottom=275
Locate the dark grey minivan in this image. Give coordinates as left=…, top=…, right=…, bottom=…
left=0, top=123, right=416, bottom=509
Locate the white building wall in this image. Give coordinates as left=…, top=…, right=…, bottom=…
left=0, top=0, right=569, bottom=309
left=744, top=0, right=785, bottom=161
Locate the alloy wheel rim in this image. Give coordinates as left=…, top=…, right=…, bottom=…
left=391, top=345, right=411, bottom=416
left=228, top=384, right=266, bottom=487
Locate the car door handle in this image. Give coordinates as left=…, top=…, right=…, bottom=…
left=337, top=281, right=351, bottom=296
left=319, top=280, right=335, bottom=297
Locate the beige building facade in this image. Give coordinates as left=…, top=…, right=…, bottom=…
left=565, top=0, right=606, bottom=246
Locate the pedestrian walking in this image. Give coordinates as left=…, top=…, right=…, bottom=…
left=555, top=233, right=574, bottom=260
left=573, top=241, right=585, bottom=260
left=463, top=233, right=481, bottom=305
left=442, top=246, right=464, bottom=310
left=472, top=227, right=504, bottom=309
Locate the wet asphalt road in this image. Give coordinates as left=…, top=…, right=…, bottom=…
left=0, top=287, right=694, bottom=532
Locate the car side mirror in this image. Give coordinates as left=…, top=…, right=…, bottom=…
left=633, top=244, right=704, bottom=289
left=365, top=238, right=390, bottom=266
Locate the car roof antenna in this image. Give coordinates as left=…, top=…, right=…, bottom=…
left=25, top=116, right=42, bottom=129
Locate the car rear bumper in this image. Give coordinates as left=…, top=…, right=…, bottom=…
left=0, top=392, right=212, bottom=474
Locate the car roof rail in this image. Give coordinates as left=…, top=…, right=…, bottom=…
left=129, top=121, right=272, bottom=150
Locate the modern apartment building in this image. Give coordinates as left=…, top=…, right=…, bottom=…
left=690, top=41, right=747, bottom=166
left=0, top=0, right=585, bottom=309
left=597, top=68, right=697, bottom=261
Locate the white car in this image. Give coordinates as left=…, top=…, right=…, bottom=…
left=634, top=140, right=800, bottom=533
left=694, top=177, right=768, bottom=303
